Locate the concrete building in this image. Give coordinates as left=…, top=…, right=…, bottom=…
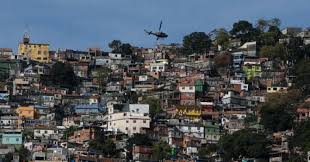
left=107, top=103, right=151, bottom=136
left=0, top=130, right=23, bottom=145
left=18, top=33, right=50, bottom=63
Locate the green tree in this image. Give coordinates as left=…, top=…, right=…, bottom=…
left=219, top=129, right=270, bottom=161
left=63, top=126, right=77, bottom=140
left=260, top=90, right=301, bottom=132
left=259, top=43, right=287, bottom=60
left=256, top=19, right=269, bottom=32
left=183, top=32, right=212, bottom=55
left=256, top=18, right=281, bottom=32
left=109, top=40, right=133, bottom=55
left=141, top=97, right=162, bottom=118
left=230, top=20, right=260, bottom=43
left=89, top=138, right=117, bottom=157
left=269, top=18, right=281, bottom=27
left=54, top=104, right=65, bottom=125
left=16, top=146, right=31, bottom=161
left=198, top=143, right=218, bottom=159
left=285, top=37, right=305, bottom=62
left=4, top=152, right=13, bottom=161
left=120, top=43, right=133, bottom=55
left=259, top=26, right=282, bottom=46
left=126, top=134, right=153, bottom=149
left=95, top=67, right=112, bottom=91
left=214, top=28, right=230, bottom=50
left=294, top=60, right=310, bottom=95
left=126, top=134, right=153, bottom=160
left=45, top=62, right=79, bottom=91
left=108, top=40, right=122, bottom=53
left=289, top=121, right=310, bottom=158
left=152, top=141, right=171, bottom=160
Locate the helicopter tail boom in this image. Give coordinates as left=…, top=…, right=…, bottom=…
left=144, top=29, right=153, bottom=35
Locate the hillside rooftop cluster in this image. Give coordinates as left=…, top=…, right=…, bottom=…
left=0, top=18, right=310, bottom=162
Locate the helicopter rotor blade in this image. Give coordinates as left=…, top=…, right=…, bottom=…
left=159, top=21, right=162, bottom=31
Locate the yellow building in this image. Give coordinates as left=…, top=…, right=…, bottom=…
left=18, top=33, right=50, bottom=63
left=16, top=106, right=36, bottom=119
left=267, top=86, right=288, bottom=93
left=176, top=106, right=201, bottom=119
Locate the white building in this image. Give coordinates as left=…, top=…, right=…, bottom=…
left=149, top=62, right=167, bottom=72
left=178, top=84, right=195, bottom=93
left=176, top=125, right=205, bottom=139
left=34, top=128, right=58, bottom=139
left=107, top=112, right=150, bottom=136
left=106, top=103, right=151, bottom=136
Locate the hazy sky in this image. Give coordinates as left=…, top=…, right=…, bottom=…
left=0, top=0, right=309, bottom=52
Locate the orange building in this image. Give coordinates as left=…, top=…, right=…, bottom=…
left=16, top=106, right=36, bottom=119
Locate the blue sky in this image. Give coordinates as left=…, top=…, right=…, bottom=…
left=0, top=0, right=309, bottom=52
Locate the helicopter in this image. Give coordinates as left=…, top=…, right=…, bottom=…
left=144, top=21, right=168, bottom=40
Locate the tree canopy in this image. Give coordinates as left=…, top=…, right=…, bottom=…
left=126, top=134, right=153, bottom=149
left=43, top=62, right=79, bottom=90
left=259, top=43, right=287, bottom=60
left=95, top=67, right=112, bottom=91
left=141, top=97, right=162, bottom=118
left=230, top=20, right=260, bottom=43
left=182, top=32, right=212, bottom=55
left=290, top=121, right=310, bottom=152
left=294, top=60, right=310, bottom=94
left=219, top=129, right=270, bottom=161
left=152, top=141, right=171, bottom=160
left=260, top=90, right=302, bottom=132
left=108, top=40, right=133, bottom=55
left=214, top=28, right=230, bottom=50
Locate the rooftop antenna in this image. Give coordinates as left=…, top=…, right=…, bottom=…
left=23, top=24, right=31, bottom=44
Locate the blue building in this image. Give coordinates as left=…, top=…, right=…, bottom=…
left=74, top=103, right=106, bottom=114
left=0, top=130, right=23, bottom=145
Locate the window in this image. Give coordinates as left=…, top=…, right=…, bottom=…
left=133, top=127, right=136, bottom=130
left=126, top=120, right=129, bottom=123
left=189, top=87, right=193, bottom=90
left=45, top=130, right=48, bottom=134
left=273, top=88, right=277, bottom=90
left=123, top=113, right=127, bottom=116
left=143, top=120, right=146, bottom=123
left=133, top=120, right=136, bottom=123
left=268, top=88, right=271, bottom=90
left=159, top=66, right=163, bottom=70
left=16, top=138, right=19, bottom=141
left=38, top=51, right=41, bottom=54
left=125, top=127, right=128, bottom=130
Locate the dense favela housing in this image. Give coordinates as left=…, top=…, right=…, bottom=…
left=1, top=18, right=310, bottom=162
